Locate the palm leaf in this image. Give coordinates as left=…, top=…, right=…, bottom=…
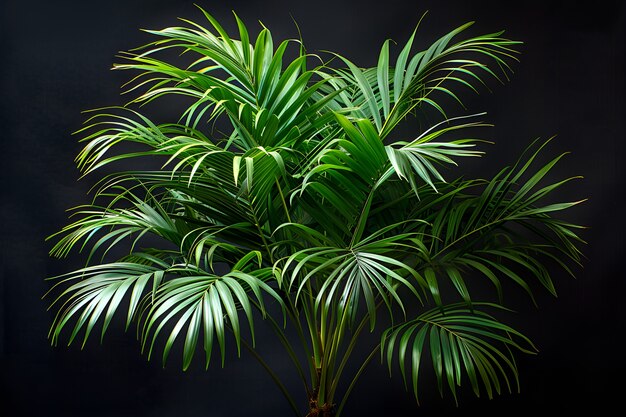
left=325, top=20, right=520, bottom=138
left=382, top=303, right=536, bottom=403
left=402, top=139, right=584, bottom=305
left=141, top=267, right=283, bottom=369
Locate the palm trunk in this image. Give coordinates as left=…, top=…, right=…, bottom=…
left=306, top=398, right=335, bottom=417
left=306, top=366, right=335, bottom=417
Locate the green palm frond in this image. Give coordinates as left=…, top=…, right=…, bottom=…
left=140, top=267, right=283, bottom=369
left=325, top=21, right=520, bottom=137
left=47, top=262, right=166, bottom=346
left=47, top=260, right=284, bottom=370
left=116, top=10, right=333, bottom=151
left=385, top=113, right=487, bottom=194
left=382, top=303, right=535, bottom=403
left=282, top=224, right=428, bottom=331
left=402, top=139, right=584, bottom=305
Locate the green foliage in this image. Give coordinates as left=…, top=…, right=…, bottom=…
left=46, top=7, right=584, bottom=416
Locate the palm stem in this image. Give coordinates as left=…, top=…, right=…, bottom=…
left=275, top=179, right=293, bottom=223
left=319, top=303, right=352, bottom=406
left=239, top=336, right=302, bottom=417
left=328, top=305, right=375, bottom=399
left=249, top=298, right=311, bottom=393
left=282, top=291, right=319, bottom=393
left=335, top=343, right=380, bottom=417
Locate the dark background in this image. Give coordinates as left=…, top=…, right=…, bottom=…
left=1, top=0, right=624, bottom=416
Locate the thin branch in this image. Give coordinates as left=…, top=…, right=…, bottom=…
left=249, top=298, right=312, bottom=394
left=335, top=344, right=380, bottom=417
left=239, top=336, right=302, bottom=417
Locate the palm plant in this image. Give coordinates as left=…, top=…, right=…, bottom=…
left=46, top=7, right=584, bottom=417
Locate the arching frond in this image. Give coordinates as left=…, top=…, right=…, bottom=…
left=140, top=267, right=283, bottom=369
left=382, top=304, right=535, bottom=403
left=48, top=261, right=284, bottom=371
left=324, top=22, right=521, bottom=137
left=402, top=139, right=584, bottom=305
left=282, top=225, right=428, bottom=331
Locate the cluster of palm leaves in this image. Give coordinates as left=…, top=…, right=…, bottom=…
left=47, top=7, right=584, bottom=417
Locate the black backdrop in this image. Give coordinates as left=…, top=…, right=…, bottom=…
left=1, top=1, right=624, bottom=416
